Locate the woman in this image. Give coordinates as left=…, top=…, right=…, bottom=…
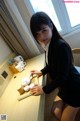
left=30, top=11, right=80, bottom=121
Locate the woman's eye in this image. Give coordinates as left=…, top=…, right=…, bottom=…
left=42, top=29, right=47, bottom=33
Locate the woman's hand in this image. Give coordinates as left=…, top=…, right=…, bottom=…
left=30, top=84, right=44, bottom=96
left=30, top=70, right=43, bottom=77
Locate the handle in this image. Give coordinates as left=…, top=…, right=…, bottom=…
left=29, top=75, right=39, bottom=85
left=18, top=92, right=32, bottom=101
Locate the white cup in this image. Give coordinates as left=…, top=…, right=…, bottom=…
left=29, top=83, right=35, bottom=89
left=24, top=86, right=30, bottom=91
left=21, top=77, right=30, bottom=86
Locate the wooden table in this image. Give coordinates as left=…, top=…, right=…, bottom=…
left=0, top=54, right=45, bottom=121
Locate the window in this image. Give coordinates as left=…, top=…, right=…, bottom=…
left=29, top=0, right=80, bottom=34
left=65, top=2, right=80, bottom=27
left=30, top=0, right=61, bottom=31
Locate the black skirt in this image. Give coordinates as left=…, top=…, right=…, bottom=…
left=58, top=85, right=80, bottom=107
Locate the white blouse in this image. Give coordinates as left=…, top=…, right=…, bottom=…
left=40, top=41, right=51, bottom=64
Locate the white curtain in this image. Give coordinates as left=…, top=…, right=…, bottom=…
left=0, top=0, right=43, bottom=60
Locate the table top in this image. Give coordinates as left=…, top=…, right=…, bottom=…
left=0, top=53, right=45, bottom=121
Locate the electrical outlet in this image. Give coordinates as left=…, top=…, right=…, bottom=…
left=1, top=71, right=8, bottom=79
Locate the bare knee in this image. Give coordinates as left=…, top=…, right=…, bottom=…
left=51, top=96, right=64, bottom=120
left=52, top=106, right=62, bottom=120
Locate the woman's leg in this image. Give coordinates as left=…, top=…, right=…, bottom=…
left=61, top=105, right=80, bottom=121
left=51, top=96, right=65, bottom=121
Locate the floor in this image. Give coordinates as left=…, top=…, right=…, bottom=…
left=44, top=89, right=58, bottom=121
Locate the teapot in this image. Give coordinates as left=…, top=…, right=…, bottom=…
left=14, top=55, right=24, bottom=63
left=15, top=61, right=26, bottom=72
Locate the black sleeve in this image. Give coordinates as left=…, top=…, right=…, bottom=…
left=41, top=65, right=49, bottom=75
left=43, top=43, right=71, bottom=94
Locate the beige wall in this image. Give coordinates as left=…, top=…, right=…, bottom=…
left=0, top=36, right=12, bottom=65
left=0, top=36, right=13, bottom=96
left=63, top=29, right=80, bottom=49
left=63, top=29, right=80, bottom=66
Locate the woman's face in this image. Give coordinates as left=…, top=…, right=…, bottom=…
left=35, top=24, right=53, bottom=46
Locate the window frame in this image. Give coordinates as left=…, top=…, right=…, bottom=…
left=26, top=0, right=80, bottom=35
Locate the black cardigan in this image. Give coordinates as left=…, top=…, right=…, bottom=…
left=41, top=39, right=80, bottom=107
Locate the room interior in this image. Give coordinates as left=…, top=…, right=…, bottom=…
left=0, top=0, right=80, bottom=121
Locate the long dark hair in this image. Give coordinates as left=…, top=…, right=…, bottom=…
left=30, top=12, right=73, bottom=62
left=30, top=11, right=63, bottom=42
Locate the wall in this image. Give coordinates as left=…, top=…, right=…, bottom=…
left=0, top=36, right=14, bottom=96
left=63, top=29, right=80, bottom=66
left=63, top=28, right=80, bottom=48
left=0, top=53, right=15, bottom=97
left=0, top=36, right=12, bottom=65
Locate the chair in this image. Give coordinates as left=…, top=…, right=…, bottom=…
left=72, top=48, right=80, bottom=73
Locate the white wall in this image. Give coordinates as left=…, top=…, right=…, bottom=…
left=0, top=36, right=12, bottom=65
